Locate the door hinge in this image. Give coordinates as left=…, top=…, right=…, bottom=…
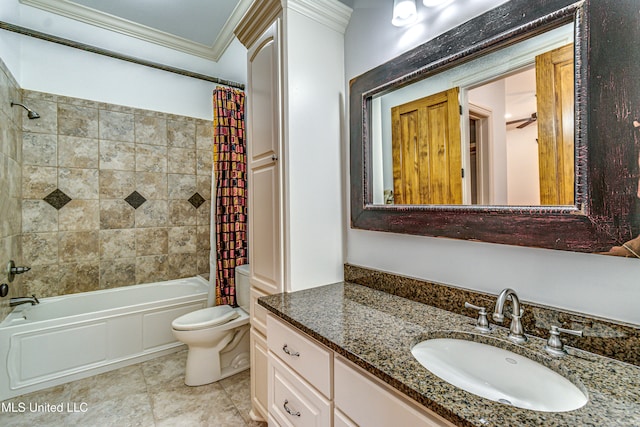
left=459, top=105, right=463, bottom=115
left=461, top=168, right=465, bottom=178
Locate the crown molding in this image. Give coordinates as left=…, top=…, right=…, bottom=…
left=212, top=0, right=255, bottom=58
left=286, top=0, right=352, bottom=34
left=0, top=21, right=245, bottom=88
left=235, top=0, right=352, bottom=48
left=234, top=0, right=282, bottom=48
left=19, top=0, right=252, bottom=61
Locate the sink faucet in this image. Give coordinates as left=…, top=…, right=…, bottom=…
left=10, top=294, right=39, bottom=307
left=493, top=288, right=527, bottom=343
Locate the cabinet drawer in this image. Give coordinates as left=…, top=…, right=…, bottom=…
left=267, top=315, right=332, bottom=398
left=268, top=352, right=331, bottom=427
left=334, top=356, right=455, bottom=427
left=251, top=287, right=269, bottom=335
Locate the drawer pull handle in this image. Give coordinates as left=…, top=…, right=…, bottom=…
left=283, top=400, right=301, bottom=417
left=282, top=344, right=300, bottom=357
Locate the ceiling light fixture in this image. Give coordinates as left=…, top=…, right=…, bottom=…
left=392, top=0, right=418, bottom=27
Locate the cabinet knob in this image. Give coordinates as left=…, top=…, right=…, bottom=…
left=283, top=400, right=301, bottom=417
left=271, top=154, right=278, bottom=161
left=282, top=344, right=300, bottom=357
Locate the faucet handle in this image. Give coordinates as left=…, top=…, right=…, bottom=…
left=464, top=302, right=492, bottom=333
left=545, top=325, right=583, bottom=356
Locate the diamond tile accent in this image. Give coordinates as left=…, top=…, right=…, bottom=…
left=43, top=189, right=72, bottom=210
left=188, top=192, right=206, bottom=209
left=124, top=191, right=147, bottom=209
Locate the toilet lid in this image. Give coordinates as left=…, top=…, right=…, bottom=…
left=171, top=305, right=240, bottom=331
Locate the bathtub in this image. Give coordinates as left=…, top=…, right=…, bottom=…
left=0, top=276, right=210, bottom=401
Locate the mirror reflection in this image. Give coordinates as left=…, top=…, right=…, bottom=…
left=370, top=23, right=574, bottom=206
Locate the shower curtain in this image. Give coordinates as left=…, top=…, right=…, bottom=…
left=213, top=87, right=247, bottom=306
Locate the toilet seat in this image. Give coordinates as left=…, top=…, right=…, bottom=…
left=172, top=305, right=240, bottom=331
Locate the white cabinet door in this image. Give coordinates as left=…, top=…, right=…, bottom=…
left=334, top=356, right=455, bottom=427
left=334, top=409, right=357, bottom=427
left=250, top=287, right=269, bottom=335
left=247, top=19, right=283, bottom=296
left=250, top=328, right=269, bottom=421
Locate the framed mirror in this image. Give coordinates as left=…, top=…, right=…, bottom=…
left=350, top=0, right=639, bottom=253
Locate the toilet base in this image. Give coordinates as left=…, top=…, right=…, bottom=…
left=184, top=356, right=250, bottom=386
left=184, top=325, right=250, bottom=386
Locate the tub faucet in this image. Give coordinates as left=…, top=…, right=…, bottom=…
left=9, top=294, right=39, bottom=307
left=493, top=288, right=527, bottom=344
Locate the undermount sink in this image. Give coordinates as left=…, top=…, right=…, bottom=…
left=411, top=338, right=588, bottom=412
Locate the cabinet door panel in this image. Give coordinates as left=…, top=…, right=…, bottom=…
left=247, top=20, right=283, bottom=296
left=251, top=328, right=269, bottom=421
left=248, top=21, right=279, bottom=162
left=334, top=409, right=358, bottom=427
left=250, top=287, right=269, bottom=335
left=250, top=164, right=281, bottom=294
left=334, top=356, right=454, bottom=427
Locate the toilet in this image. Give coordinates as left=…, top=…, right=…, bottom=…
left=172, top=264, right=251, bottom=386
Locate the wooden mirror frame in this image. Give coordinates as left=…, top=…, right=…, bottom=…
left=350, top=0, right=640, bottom=253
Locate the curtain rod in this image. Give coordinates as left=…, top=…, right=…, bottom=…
left=0, top=21, right=245, bottom=90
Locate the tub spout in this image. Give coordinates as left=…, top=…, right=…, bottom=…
left=10, top=294, right=39, bottom=307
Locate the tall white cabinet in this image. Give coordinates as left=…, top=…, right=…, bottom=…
left=235, top=0, right=351, bottom=421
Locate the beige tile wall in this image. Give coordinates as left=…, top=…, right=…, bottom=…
left=19, top=90, right=213, bottom=298
left=0, top=58, right=23, bottom=320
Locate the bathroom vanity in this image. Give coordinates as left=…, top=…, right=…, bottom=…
left=266, top=313, right=454, bottom=426
left=259, top=282, right=640, bottom=426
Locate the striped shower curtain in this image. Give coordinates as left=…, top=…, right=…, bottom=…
left=213, top=87, right=247, bottom=306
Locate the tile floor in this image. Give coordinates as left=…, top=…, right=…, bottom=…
left=0, top=349, right=267, bottom=427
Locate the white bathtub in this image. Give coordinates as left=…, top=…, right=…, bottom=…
left=0, top=276, right=210, bottom=401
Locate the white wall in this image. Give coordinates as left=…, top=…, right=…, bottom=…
left=1, top=1, right=247, bottom=120
left=344, top=0, right=640, bottom=326
left=506, top=125, right=540, bottom=205
left=0, top=0, right=22, bottom=77
left=468, top=80, right=507, bottom=204
left=284, top=6, right=347, bottom=290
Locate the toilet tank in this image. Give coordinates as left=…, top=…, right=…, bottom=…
left=235, top=264, right=250, bottom=312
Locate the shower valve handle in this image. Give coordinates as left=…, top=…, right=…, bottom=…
left=6, top=260, right=31, bottom=282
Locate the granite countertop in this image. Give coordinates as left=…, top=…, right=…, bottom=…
left=258, top=282, right=640, bottom=427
